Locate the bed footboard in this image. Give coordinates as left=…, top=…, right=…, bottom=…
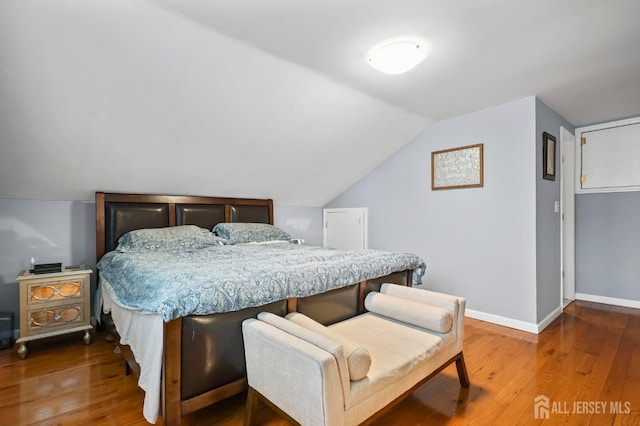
left=162, top=270, right=411, bottom=426
left=180, top=300, right=287, bottom=399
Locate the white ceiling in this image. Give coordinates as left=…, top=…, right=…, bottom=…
left=154, top=0, right=640, bottom=125
left=1, top=1, right=639, bottom=206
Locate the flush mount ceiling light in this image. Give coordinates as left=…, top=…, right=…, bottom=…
left=367, top=39, right=429, bottom=75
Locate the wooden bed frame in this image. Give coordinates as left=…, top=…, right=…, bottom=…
left=95, top=192, right=412, bottom=425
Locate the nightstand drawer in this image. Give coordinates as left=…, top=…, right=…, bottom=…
left=27, top=279, right=84, bottom=306
left=26, top=303, right=86, bottom=334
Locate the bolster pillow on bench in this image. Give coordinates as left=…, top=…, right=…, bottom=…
left=364, top=292, right=453, bottom=333
left=256, top=312, right=341, bottom=357
left=286, top=312, right=371, bottom=381
left=255, top=312, right=352, bottom=382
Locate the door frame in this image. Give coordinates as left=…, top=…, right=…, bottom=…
left=560, top=126, right=576, bottom=305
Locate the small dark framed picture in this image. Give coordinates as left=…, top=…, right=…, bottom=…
left=543, top=132, right=556, bottom=181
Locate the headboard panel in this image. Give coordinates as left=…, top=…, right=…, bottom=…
left=96, top=192, right=274, bottom=261
left=229, top=205, right=271, bottom=224
left=176, top=204, right=225, bottom=230
left=105, top=203, right=170, bottom=253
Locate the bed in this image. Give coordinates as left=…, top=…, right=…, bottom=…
left=95, top=192, right=426, bottom=425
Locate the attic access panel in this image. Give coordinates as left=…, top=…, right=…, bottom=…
left=579, top=118, right=640, bottom=192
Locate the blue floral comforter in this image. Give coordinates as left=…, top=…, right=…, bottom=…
left=98, top=243, right=426, bottom=322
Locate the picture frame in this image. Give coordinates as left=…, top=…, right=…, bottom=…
left=431, top=143, right=484, bottom=190
left=543, top=132, right=556, bottom=181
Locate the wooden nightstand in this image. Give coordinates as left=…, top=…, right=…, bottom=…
left=15, top=268, right=93, bottom=359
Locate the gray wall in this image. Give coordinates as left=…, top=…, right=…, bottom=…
left=273, top=205, right=323, bottom=247
left=576, top=192, right=640, bottom=300
left=0, top=199, right=97, bottom=318
left=327, top=97, right=539, bottom=325
left=535, top=99, right=574, bottom=321
left=0, top=197, right=321, bottom=334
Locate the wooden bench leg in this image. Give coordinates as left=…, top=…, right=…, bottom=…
left=244, top=387, right=259, bottom=426
left=455, top=352, right=470, bottom=388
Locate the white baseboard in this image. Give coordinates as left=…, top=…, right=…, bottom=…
left=465, top=309, right=539, bottom=334
left=537, top=306, right=563, bottom=333
left=467, top=295, right=640, bottom=336
left=575, top=293, right=640, bottom=310
left=466, top=306, right=563, bottom=335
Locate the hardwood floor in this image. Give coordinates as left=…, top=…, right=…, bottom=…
left=1, top=300, right=639, bottom=425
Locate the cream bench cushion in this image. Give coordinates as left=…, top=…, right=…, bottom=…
left=330, top=312, right=453, bottom=412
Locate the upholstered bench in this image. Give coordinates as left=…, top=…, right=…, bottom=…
left=242, top=284, right=469, bottom=426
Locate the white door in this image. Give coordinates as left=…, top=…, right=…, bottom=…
left=323, top=208, right=367, bottom=250
left=560, top=126, right=576, bottom=305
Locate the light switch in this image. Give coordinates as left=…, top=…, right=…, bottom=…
left=554, top=200, right=560, bottom=213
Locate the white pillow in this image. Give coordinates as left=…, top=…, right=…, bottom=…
left=365, top=291, right=453, bottom=333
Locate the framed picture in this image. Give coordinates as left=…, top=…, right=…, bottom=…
left=431, top=143, right=484, bottom=190
left=543, top=132, right=556, bottom=181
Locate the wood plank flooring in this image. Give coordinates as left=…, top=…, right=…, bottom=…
left=1, top=300, right=639, bottom=425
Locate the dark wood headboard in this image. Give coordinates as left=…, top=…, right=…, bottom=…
left=95, top=192, right=274, bottom=261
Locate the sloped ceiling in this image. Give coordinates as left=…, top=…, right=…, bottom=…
left=153, top=0, right=640, bottom=124
left=1, top=1, right=639, bottom=206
